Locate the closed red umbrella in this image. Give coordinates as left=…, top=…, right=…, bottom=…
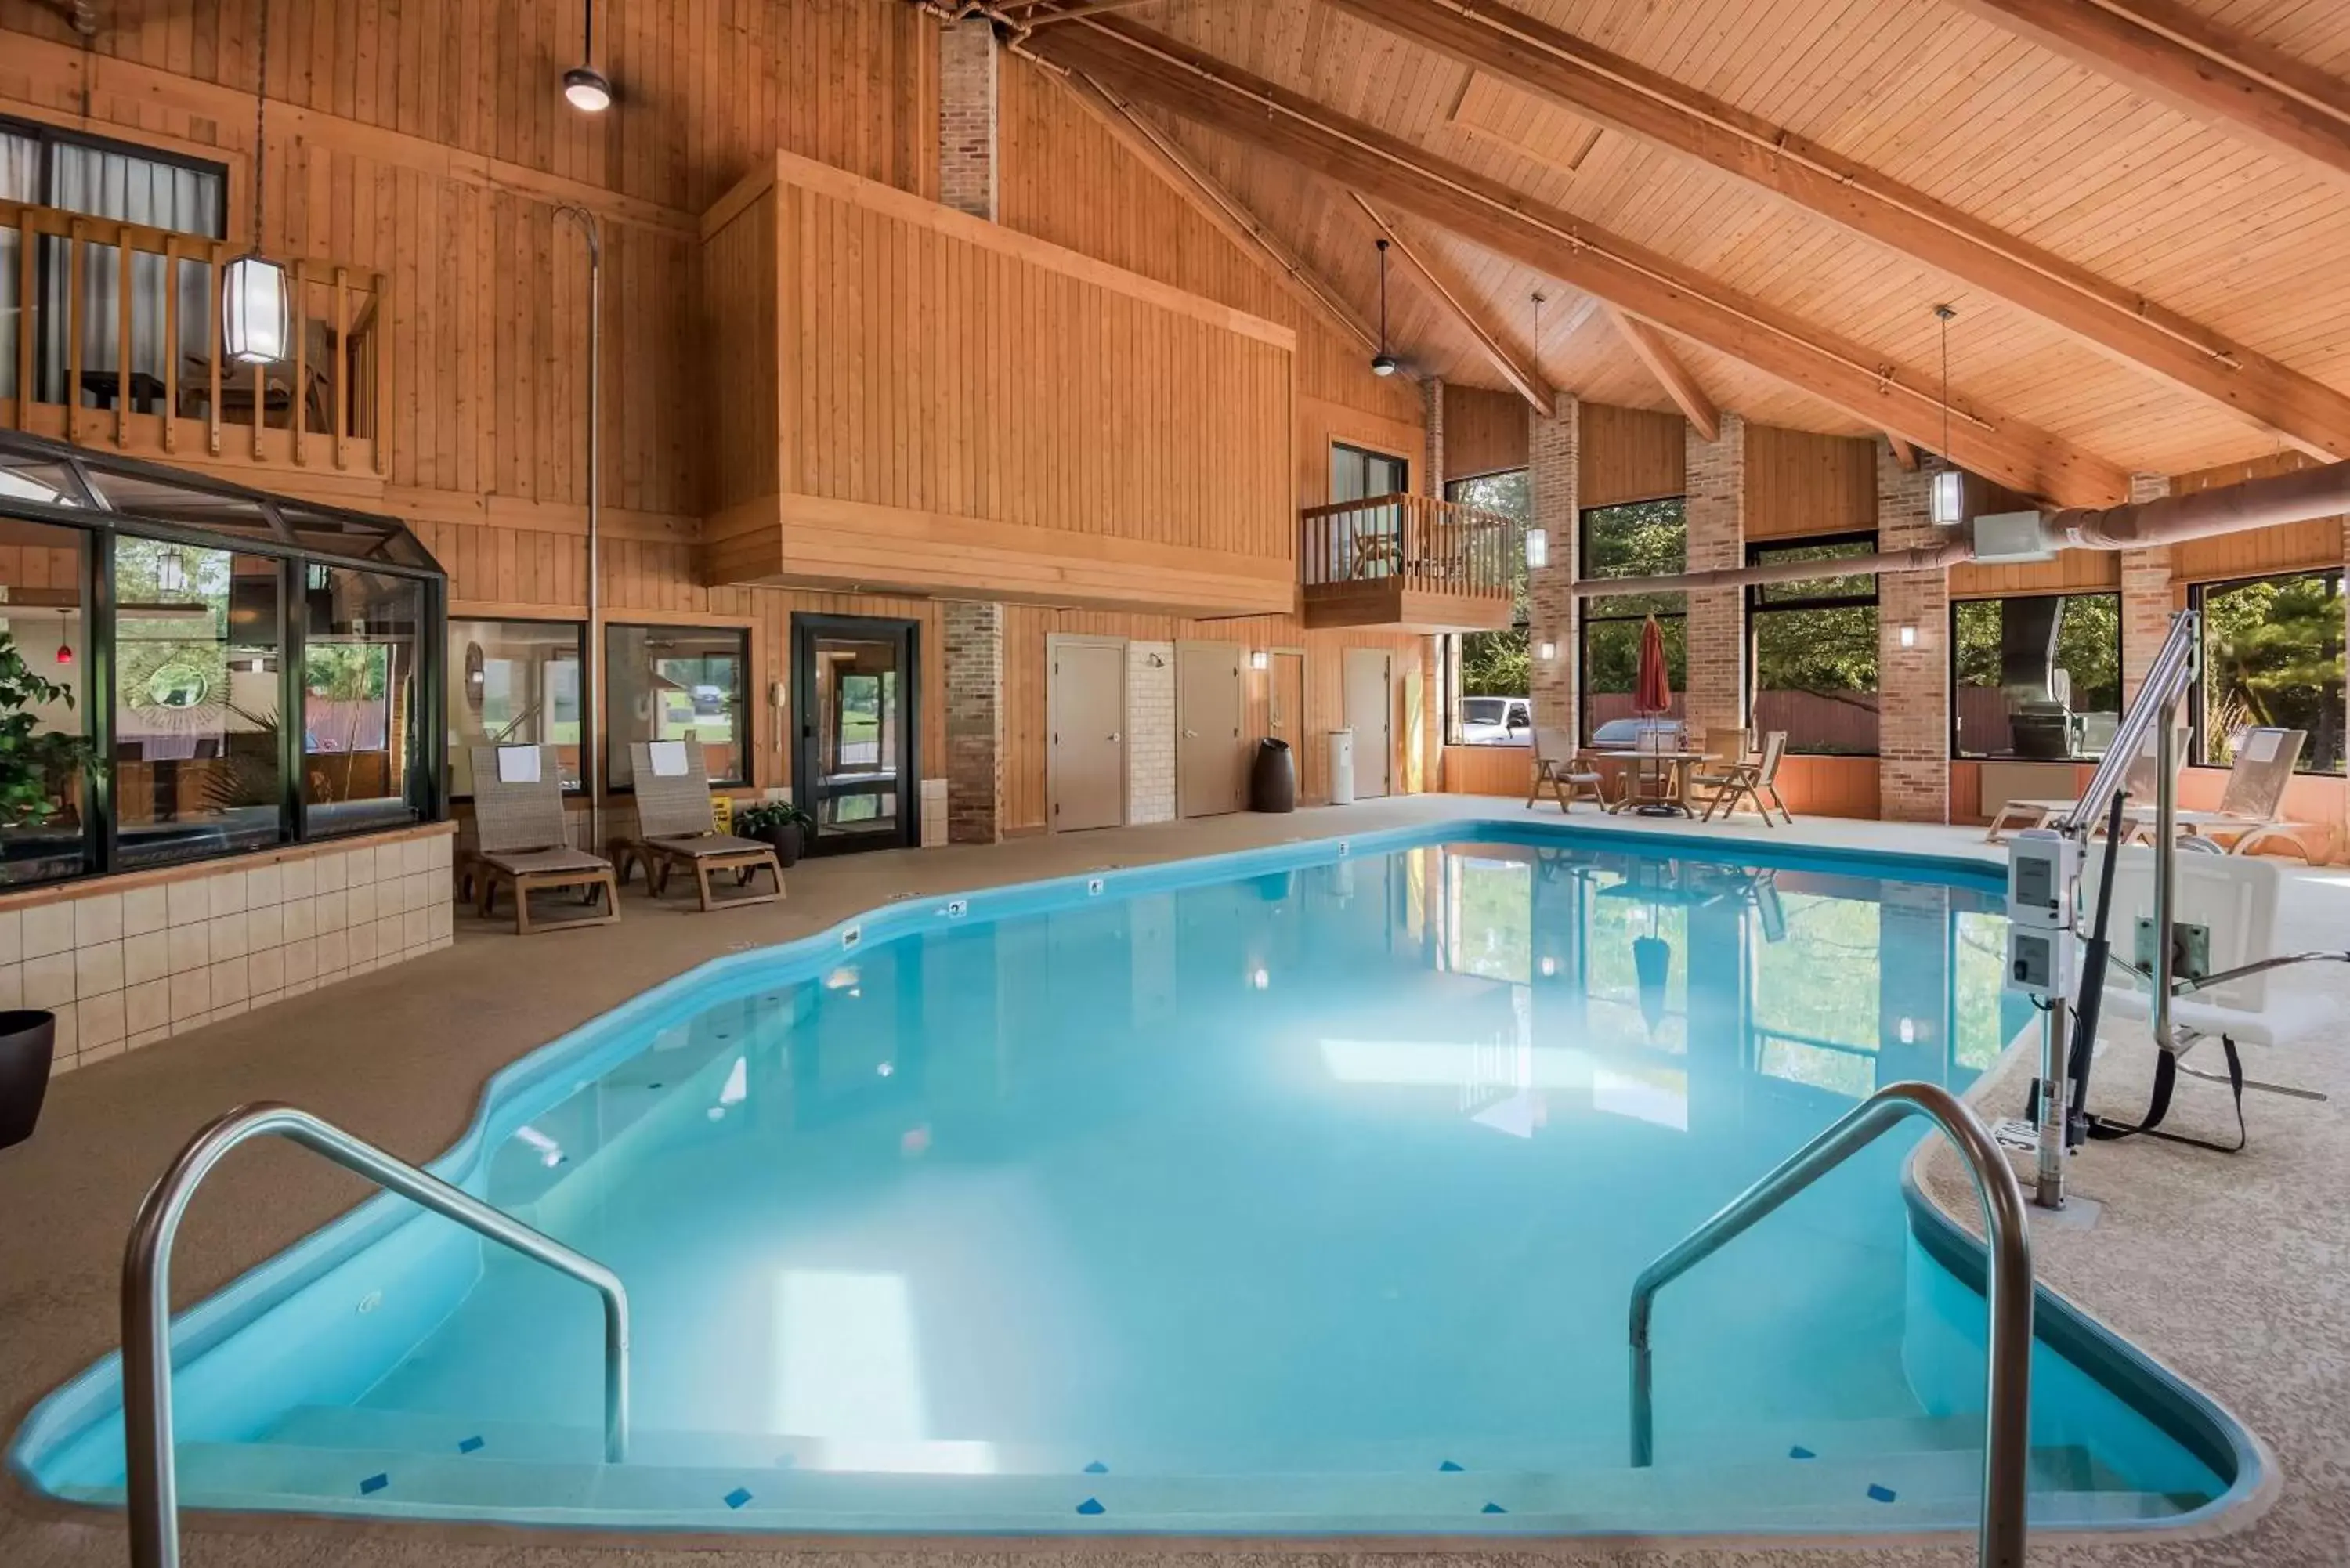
left=1633, top=614, right=1673, bottom=717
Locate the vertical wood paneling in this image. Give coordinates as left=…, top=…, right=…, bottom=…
left=1442, top=385, right=1530, bottom=482
left=1579, top=403, right=1687, bottom=507
left=1743, top=424, right=1876, bottom=541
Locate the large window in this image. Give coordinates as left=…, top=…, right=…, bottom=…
left=1950, top=594, right=2122, bottom=761
left=1747, top=534, right=1878, bottom=756
left=448, top=619, right=584, bottom=797
left=1578, top=497, right=1687, bottom=743
left=1330, top=443, right=1408, bottom=504
left=606, top=624, right=749, bottom=790
left=304, top=568, right=426, bottom=836
left=2193, top=569, right=2345, bottom=772
left=0, top=518, right=89, bottom=885
left=1445, top=468, right=1531, bottom=744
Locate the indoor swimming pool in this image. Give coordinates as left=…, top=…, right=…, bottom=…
left=10, top=822, right=2256, bottom=1537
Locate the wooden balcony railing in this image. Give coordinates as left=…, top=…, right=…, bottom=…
left=1, top=199, right=389, bottom=475
left=1300, top=491, right=1518, bottom=602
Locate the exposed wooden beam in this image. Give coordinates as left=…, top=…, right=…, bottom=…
left=1321, top=0, right=2350, bottom=461
left=1948, top=0, right=2350, bottom=185
left=1013, top=0, right=1159, bottom=26
left=1887, top=434, right=1922, bottom=472
left=1347, top=192, right=1556, bottom=415
left=1605, top=307, right=1719, bottom=442
left=1031, top=16, right=2128, bottom=505
left=1048, top=66, right=1389, bottom=360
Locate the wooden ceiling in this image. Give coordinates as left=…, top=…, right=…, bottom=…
left=995, top=0, right=2350, bottom=492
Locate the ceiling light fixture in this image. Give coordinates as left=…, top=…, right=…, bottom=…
left=564, top=0, right=613, bottom=112
left=1930, top=304, right=1963, bottom=526
left=1370, top=238, right=1397, bottom=377
left=223, top=3, right=289, bottom=367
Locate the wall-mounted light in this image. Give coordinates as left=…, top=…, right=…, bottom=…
left=1899, top=624, right=1918, bottom=649
left=1249, top=649, right=1269, bottom=671
left=564, top=0, right=613, bottom=111
left=1525, top=527, right=1549, bottom=570
left=1930, top=468, right=1964, bottom=527
left=1537, top=639, right=1558, bottom=662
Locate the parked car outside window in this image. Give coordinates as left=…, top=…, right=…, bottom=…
left=1462, top=695, right=1533, bottom=746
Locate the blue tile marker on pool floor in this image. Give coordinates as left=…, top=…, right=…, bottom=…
left=1867, top=1484, right=1898, bottom=1504
left=1076, top=1498, right=1106, bottom=1516
left=359, top=1473, right=389, bottom=1496
left=1083, top=1461, right=1108, bottom=1475
left=457, top=1436, right=485, bottom=1454
left=1439, top=1459, right=1464, bottom=1472
left=725, top=1487, right=753, bottom=1510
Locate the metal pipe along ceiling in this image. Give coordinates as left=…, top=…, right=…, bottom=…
left=1570, top=459, right=2350, bottom=597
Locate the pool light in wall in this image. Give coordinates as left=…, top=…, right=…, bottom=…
left=564, top=0, right=614, bottom=112
left=1525, top=528, right=1549, bottom=570
left=223, top=4, right=290, bottom=367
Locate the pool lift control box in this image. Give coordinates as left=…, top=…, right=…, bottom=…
left=2004, top=830, right=2077, bottom=1003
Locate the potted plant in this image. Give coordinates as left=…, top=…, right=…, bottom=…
left=0, top=628, right=89, bottom=1146
left=737, top=799, right=814, bottom=868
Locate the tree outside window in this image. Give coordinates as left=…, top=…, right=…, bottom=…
left=1748, top=536, right=1878, bottom=755
left=1445, top=469, right=1531, bottom=702
left=2194, top=570, right=2345, bottom=772
left=1950, top=594, right=2122, bottom=761
left=1579, top=497, right=1687, bottom=742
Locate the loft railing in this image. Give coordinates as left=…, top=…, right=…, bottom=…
left=1299, top=491, right=1517, bottom=602
left=1, top=198, right=389, bottom=474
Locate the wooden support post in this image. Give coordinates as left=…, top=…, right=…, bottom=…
left=291, top=258, right=309, bottom=465
left=65, top=222, right=85, bottom=446
left=332, top=266, right=349, bottom=469
left=206, top=244, right=222, bottom=456
left=161, top=238, right=179, bottom=453
left=13, top=211, right=32, bottom=428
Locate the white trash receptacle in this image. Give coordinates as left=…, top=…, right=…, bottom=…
left=1328, top=729, right=1357, bottom=806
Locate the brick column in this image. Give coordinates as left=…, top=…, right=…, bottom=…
left=938, top=16, right=999, bottom=220
left=1423, top=376, right=1446, bottom=497
left=1683, top=412, right=1744, bottom=747
left=944, top=601, right=1003, bottom=843
left=1528, top=393, right=1579, bottom=739
left=2120, top=471, right=2173, bottom=703
left=1878, top=440, right=1948, bottom=822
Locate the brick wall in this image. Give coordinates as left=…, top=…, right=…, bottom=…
left=1424, top=375, right=1446, bottom=497
left=1683, top=412, right=1745, bottom=748
left=1528, top=393, right=1578, bottom=739
left=2120, top=471, right=2173, bottom=703
left=944, top=600, right=1004, bottom=843
left=1877, top=442, right=1947, bottom=822
left=1126, top=640, right=1177, bottom=825
left=938, top=16, right=998, bottom=221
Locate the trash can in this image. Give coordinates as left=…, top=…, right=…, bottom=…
left=1250, top=737, right=1296, bottom=813
left=1328, top=729, right=1356, bottom=806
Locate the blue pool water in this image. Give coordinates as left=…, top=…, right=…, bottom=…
left=12, top=823, right=2254, bottom=1536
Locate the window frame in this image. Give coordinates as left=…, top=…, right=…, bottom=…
left=445, top=614, right=591, bottom=803
left=0, top=112, right=232, bottom=233
left=1945, top=590, right=2126, bottom=764
left=1441, top=467, right=1533, bottom=748
left=1744, top=530, right=1881, bottom=758
left=2187, top=567, right=2346, bottom=775
left=1329, top=440, right=1409, bottom=504
left=602, top=620, right=754, bottom=793
left=1577, top=495, right=1689, bottom=745
left=0, top=432, right=445, bottom=890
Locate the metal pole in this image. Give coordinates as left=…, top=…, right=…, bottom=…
left=2153, top=699, right=2178, bottom=1051
left=2035, top=995, right=2068, bottom=1209
left=556, top=207, right=603, bottom=854
left=123, top=1104, right=629, bottom=1568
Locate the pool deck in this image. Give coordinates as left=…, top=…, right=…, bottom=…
left=2, top=793, right=2346, bottom=1566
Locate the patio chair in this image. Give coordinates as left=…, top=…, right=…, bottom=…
left=1692, top=730, right=1791, bottom=825
left=2122, top=728, right=2318, bottom=861
left=616, top=742, right=785, bottom=912
left=1526, top=725, right=1609, bottom=812
left=467, top=745, right=620, bottom=935
left=1983, top=722, right=2178, bottom=844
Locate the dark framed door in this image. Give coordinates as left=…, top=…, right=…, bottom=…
left=791, top=613, right=920, bottom=854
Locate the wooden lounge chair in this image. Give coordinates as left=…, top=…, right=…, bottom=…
left=616, top=742, right=785, bottom=912
left=2124, top=727, right=2318, bottom=861
left=1983, top=724, right=2175, bottom=843
left=1526, top=725, right=1609, bottom=811
left=1692, top=730, right=1791, bottom=826
left=467, top=745, right=620, bottom=935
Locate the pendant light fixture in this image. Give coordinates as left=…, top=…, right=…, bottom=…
left=564, top=0, right=614, bottom=113
left=1929, top=304, right=1963, bottom=526
left=222, top=1, right=289, bottom=367
left=1370, top=239, right=1397, bottom=378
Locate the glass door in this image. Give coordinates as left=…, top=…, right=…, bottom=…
left=791, top=614, right=919, bottom=854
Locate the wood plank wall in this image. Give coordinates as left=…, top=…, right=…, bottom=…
left=1744, top=425, right=1875, bottom=542
left=1578, top=403, right=1685, bottom=508
left=1443, top=385, right=1530, bottom=482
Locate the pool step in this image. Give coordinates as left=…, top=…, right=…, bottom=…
left=157, top=1437, right=2176, bottom=1534
left=261, top=1403, right=2031, bottom=1479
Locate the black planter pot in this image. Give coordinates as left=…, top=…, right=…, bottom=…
left=757, top=822, right=804, bottom=869
left=0, top=1009, right=57, bottom=1151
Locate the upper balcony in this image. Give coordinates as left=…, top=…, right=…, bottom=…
left=1300, top=492, right=1519, bottom=633
left=1, top=199, right=389, bottom=482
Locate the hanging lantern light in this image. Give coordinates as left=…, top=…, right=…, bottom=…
left=157, top=548, right=189, bottom=594
left=1929, top=304, right=1963, bottom=526
left=225, top=4, right=290, bottom=367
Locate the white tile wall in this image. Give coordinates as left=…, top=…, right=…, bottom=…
left=36, top=830, right=456, bottom=1078
left=1126, top=641, right=1177, bottom=826
left=919, top=779, right=949, bottom=848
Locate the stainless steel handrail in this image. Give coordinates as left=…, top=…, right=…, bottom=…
left=1628, top=1082, right=2034, bottom=1568
left=122, top=1102, right=631, bottom=1568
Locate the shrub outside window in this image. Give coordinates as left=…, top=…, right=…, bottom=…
left=1950, top=594, right=2122, bottom=761
left=1747, top=535, right=1878, bottom=756
left=2193, top=570, right=2345, bottom=773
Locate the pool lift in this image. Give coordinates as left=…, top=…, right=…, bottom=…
left=2008, top=609, right=2342, bottom=1212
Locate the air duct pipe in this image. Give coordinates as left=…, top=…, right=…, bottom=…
left=1571, top=460, right=2350, bottom=598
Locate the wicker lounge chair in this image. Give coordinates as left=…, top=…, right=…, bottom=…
left=616, top=742, right=785, bottom=912
left=466, top=745, right=620, bottom=935
left=1526, top=725, right=1609, bottom=811
left=2124, top=727, right=2318, bottom=860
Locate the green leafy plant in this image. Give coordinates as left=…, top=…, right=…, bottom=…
left=736, top=799, right=812, bottom=836
left=0, top=630, right=92, bottom=830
